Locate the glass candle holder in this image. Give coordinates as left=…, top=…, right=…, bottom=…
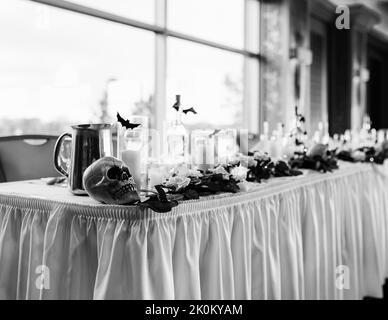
left=147, top=159, right=170, bottom=190
left=190, top=129, right=215, bottom=171
left=214, top=129, right=237, bottom=165
left=117, top=115, right=149, bottom=190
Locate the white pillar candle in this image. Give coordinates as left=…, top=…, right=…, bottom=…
left=276, top=123, right=284, bottom=137
left=269, top=137, right=279, bottom=159
left=258, top=134, right=270, bottom=154
left=371, top=129, right=377, bottom=145
left=238, top=129, right=249, bottom=155
left=263, top=121, right=269, bottom=137
left=121, top=149, right=142, bottom=189
left=313, top=131, right=320, bottom=143
left=378, top=130, right=385, bottom=143
left=322, top=134, right=330, bottom=145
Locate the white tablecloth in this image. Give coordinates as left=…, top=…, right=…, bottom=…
left=0, top=162, right=387, bottom=300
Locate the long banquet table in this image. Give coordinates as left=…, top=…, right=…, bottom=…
left=0, top=162, right=387, bottom=300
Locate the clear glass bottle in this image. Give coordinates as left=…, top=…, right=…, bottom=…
left=166, top=110, right=188, bottom=165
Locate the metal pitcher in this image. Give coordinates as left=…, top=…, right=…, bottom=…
left=53, top=123, right=113, bottom=195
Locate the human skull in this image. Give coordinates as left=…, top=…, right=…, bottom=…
left=83, top=156, right=139, bottom=205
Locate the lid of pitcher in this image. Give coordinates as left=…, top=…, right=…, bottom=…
left=71, top=123, right=111, bottom=130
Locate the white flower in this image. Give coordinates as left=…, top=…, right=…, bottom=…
left=228, top=158, right=240, bottom=166
left=230, top=165, right=249, bottom=182
left=186, top=168, right=203, bottom=178
left=253, top=151, right=270, bottom=162
left=237, top=181, right=254, bottom=192
left=169, top=164, right=188, bottom=177
left=164, top=176, right=191, bottom=191
left=236, top=155, right=257, bottom=168
left=169, top=164, right=202, bottom=179
left=211, top=165, right=230, bottom=180
left=306, top=143, right=328, bottom=158
left=351, top=150, right=366, bottom=162
left=247, top=157, right=258, bottom=168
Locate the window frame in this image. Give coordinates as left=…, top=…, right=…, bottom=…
left=29, top=0, right=261, bottom=133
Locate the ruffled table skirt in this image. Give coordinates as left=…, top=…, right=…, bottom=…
left=0, top=162, right=387, bottom=299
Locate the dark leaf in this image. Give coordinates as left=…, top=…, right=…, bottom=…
left=167, top=193, right=185, bottom=202
left=155, top=185, right=168, bottom=202
left=139, top=199, right=178, bottom=213
left=184, top=189, right=200, bottom=200
left=222, top=182, right=240, bottom=193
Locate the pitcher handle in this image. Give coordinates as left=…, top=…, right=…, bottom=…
left=53, top=132, right=71, bottom=177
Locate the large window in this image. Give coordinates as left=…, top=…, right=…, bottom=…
left=167, top=0, right=244, bottom=49
left=167, top=39, right=244, bottom=128
left=0, top=0, right=260, bottom=136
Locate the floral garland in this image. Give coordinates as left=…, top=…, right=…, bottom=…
left=164, top=152, right=303, bottom=196
left=288, top=144, right=339, bottom=173
left=336, top=143, right=388, bottom=165
left=245, top=152, right=303, bottom=181
left=139, top=152, right=302, bottom=213
left=129, top=140, right=388, bottom=213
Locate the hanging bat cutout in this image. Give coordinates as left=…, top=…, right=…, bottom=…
left=172, top=95, right=181, bottom=112
left=209, top=129, right=221, bottom=137
left=116, top=112, right=141, bottom=130
left=171, top=95, right=197, bottom=115
left=182, top=107, right=197, bottom=115
left=172, top=101, right=180, bottom=112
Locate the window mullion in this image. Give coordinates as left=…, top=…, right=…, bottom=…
left=243, top=0, right=260, bottom=134
left=154, top=0, right=167, bottom=144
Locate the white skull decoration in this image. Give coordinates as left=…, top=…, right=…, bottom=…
left=83, top=156, right=140, bottom=205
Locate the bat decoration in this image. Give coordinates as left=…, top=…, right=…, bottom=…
left=116, top=112, right=141, bottom=130
left=209, top=129, right=221, bottom=137
left=182, top=107, right=197, bottom=115
left=172, top=95, right=181, bottom=112
left=171, top=95, right=198, bottom=115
